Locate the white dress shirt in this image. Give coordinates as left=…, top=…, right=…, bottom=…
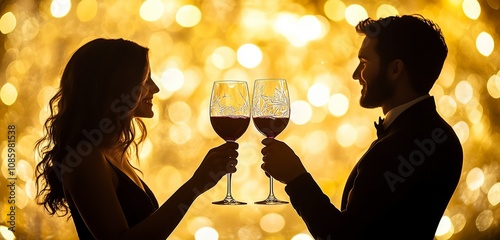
left=383, top=94, right=431, bottom=129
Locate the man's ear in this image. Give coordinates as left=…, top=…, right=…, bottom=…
left=387, top=59, right=405, bottom=81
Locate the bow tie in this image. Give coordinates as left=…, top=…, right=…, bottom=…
left=374, top=117, right=385, bottom=138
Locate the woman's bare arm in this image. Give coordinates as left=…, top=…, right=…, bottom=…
left=63, top=142, right=238, bottom=239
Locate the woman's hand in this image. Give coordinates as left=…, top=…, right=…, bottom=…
left=189, top=142, right=239, bottom=194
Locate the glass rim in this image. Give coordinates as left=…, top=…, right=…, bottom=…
left=254, top=78, right=286, bottom=81
left=213, top=80, right=247, bottom=83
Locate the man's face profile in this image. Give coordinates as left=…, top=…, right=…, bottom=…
left=353, top=37, right=394, bottom=109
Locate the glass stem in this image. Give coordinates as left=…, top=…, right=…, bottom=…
left=268, top=176, right=276, bottom=199
left=225, top=173, right=234, bottom=199
left=266, top=137, right=277, bottom=199
left=224, top=140, right=237, bottom=199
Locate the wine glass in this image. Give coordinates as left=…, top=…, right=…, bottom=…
left=252, top=78, right=290, bottom=205
left=210, top=80, right=251, bottom=205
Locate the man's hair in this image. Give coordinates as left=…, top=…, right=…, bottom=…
left=355, top=14, right=448, bottom=94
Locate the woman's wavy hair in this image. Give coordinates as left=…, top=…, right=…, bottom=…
left=35, top=38, right=150, bottom=216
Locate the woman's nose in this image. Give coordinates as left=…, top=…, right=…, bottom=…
left=150, top=80, right=160, bottom=94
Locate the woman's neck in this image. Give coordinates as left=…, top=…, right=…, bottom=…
left=101, top=146, right=128, bottom=166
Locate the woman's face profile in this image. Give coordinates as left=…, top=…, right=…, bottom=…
left=134, top=66, right=159, bottom=118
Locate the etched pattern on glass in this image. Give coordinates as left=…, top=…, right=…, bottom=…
left=252, top=80, right=290, bottom=117
left=210, top=83, right=250, bottom=116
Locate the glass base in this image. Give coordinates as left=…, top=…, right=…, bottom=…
left=254, top=196, right=288, bottom=205
left=212, top=197, right=247, bottom=205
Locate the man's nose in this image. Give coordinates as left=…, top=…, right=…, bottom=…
left=352, top=65, right=361, bottom=80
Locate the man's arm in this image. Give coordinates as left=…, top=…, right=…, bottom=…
left=285, top=173, right=344, bottom=240
left=261, top=139, right=349, bottom=239
left=261, top=139, right=403, bottom=240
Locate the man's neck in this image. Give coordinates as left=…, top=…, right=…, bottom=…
left=381, top=92, right=423, bottom=115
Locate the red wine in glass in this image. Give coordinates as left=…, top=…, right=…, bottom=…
left=252, top=116, right=289, bottom=139
left=210, top=116, right=250, bottom=141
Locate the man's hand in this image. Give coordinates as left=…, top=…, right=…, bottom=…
left=261, top=138, right=307, bottom=184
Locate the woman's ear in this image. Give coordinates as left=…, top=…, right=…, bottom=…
left=387, top=59, right=405, bottom=81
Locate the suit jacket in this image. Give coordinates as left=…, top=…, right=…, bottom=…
left=285, top=97, right=463, bottom=240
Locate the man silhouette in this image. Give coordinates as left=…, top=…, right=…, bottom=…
left=260, top=15, right=463, bottom=240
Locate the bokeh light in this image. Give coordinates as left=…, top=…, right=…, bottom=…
left=259, top=213, right=285, bottom=233
left=194, top=226, right=218, bottom=240
left=50, top=0, right=71, bottom=18
left=176, top=5, right=201, bottom=28
left=437, top=95, right=457, bottom=118
left=308, top=83, right=330, bottom=107
left=463, top=0, right=481, bottom=20
left=476, top=210, right=494, bottom=232
left=488, top=182, right=500, bottom=206
left=292, top=233, right=314, bottom=240
left=336, top=123, right=357, bottom=147
left=466, top=167, right=485, bottom=191
left=160, top=68, right=184, bottom=92
left=237, top=44, right=262, bottom=69
left=1, top=0, right=500, bottom=239
left=304, top=130, right=329, bottom=154
left=76, top=0, right=97, bottom=22
left=324, top=0, right=346, bottom=22
left=486, top=73, right=500, bottom=98
left=296, top=15, right=325, bottom=42
left=0, top=226, right=15, bottom=240
left=167, top=101, right=192, bottom=124
left=274, top=12, right=300, bottom=37
left=453, top=121, right=470, bottom=144
left=376, top=4, right=399, bottom=18
left=476, top=32, right=495, bottom=57
left=237, top=224, right=262, bottom=240
left=328, top=93, right=349, bottom=117
left=451, top=213, right=467, bottom=233
left=291, top=100, right=312, bottom=125
left=211, top=46, right=236, bottom=70
left=345, top=4, right=368, bottom=26
left=187, top=216, right=213, bottom=235
left=0, top=12, right=16, bottom=34
left=435, top=216, right=453, bottom=237
left=0, top=83, right=17, bottom=106
left=140, top=0, right=164, bottom=22
left=455, top=80, right=473, bottom=104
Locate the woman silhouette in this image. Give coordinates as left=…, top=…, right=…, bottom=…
left=35, top=38, right=238, bottom=239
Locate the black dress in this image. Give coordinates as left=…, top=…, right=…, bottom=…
left=68, top=161, right=159, bottom=239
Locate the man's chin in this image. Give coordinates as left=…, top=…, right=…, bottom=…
left=359, top=98, right=382, bottom=109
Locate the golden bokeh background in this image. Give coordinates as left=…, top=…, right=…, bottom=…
left=1, top=0, right=500, bottom=239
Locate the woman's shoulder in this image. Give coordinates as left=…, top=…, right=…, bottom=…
left=61, top=147, right=117, bottom=189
